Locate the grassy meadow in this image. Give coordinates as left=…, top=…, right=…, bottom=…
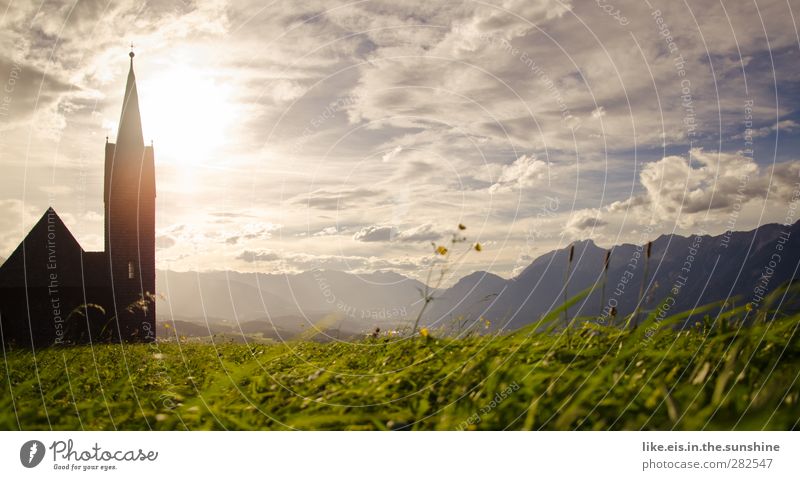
left=2, top=294, right=800, bottom=430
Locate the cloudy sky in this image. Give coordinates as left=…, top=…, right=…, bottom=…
left=1, top=0, right=799, bottom=282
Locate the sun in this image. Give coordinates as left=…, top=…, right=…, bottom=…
left=137, top=65, right=237, bottom=165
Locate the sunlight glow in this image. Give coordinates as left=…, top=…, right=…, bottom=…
left=137, top=65, right=237, bottom=165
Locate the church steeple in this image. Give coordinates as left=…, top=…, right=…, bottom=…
left=102, top=47, right=157, bottom=342
left=116, top=47, right=144, bottom=151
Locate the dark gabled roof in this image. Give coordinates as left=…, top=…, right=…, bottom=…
left=0, top=207, right=91, bottom=288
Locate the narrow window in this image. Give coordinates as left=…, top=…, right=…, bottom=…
left=128, top=261, right=135, bottom=279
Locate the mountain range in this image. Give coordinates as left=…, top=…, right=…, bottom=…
left=157, top=220, right=800, bottom=338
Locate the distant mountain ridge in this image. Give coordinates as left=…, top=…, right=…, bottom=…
left=427, top=220, right=800, bottom=330
left=156, top=269, right=426, bottom=337
left=157, top=221, right=800, bottom=335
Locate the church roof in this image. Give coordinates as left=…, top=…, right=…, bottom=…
left=0, top=208, right=95, bottom=288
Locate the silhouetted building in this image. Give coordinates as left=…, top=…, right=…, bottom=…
left=0, top=51, right=156, bottom=346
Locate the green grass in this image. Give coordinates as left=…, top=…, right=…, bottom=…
left=2, top=302, right=800, bottom=430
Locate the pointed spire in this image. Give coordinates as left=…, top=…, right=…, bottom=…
left=116, top=46, right=144, bottom=151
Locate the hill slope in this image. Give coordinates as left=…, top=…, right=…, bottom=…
left=3, top=304, right=799, bottom=430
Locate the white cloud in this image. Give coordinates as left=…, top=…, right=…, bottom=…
left=608, top=148, right=800, bottom=227
left=752, top=119, right=800, bottom=139
left=381, top=146, right=403, bottom=162
left=270, top=79, right=306, bottom=103
left=489, top=155, right=549, bottom=193
left=353, top=225, right=399, bottom=242
left=313, top=226, right=341, bottom=237
left=353, top=223, right=446, bottom=243
left=237, top=249, right=281, bottom=263
left=566, top=209, right=607, bottom=234
left=397, top=223, right=445, bottom=242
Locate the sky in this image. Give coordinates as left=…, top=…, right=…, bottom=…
left=0, top=0, right=799, bottom=283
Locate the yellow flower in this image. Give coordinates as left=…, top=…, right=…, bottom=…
left=419, top=327, right=429, bottom=338
left=745, top=303, right=753, bottom=312
left=436, top=245, right=448, bottom=255
left=484, top=318, right=491, bottom=329
left=164, top=323, right=171, bottom=329
left=474, top=242, right=482, bottom=252
left=458, top=223, right=467, bottom=230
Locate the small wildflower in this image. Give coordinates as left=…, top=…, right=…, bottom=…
left=458, top=223, right=467, bottom=230
left=745, top=303, right=753, bottom=312
left=484, top=318, right=491, bottom=329
left=436, top=245, right=448, bottom=255
left=419, top=327, right=429, bottom=338
left=474, top=242, right=482, bottom=252
left=164, top=323, right=171, bottom=330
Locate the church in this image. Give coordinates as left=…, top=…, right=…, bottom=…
left=0, top=50, right=156, bottom=346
